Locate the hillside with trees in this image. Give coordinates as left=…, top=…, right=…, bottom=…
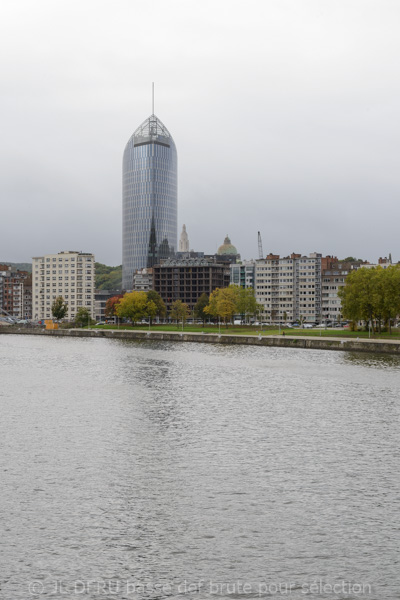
left=95, top=263, right=122, bottom=290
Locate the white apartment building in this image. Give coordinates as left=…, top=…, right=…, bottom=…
left=255, top=253, right=322, bottom=324
left=321, top=274, right=346, bottom=321
left=321, top=264, right=352, bottom=322
left=32, top=251, right=95, bottom=321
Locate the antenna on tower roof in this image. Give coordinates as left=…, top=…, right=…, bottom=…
left=152, top=82, right=154, bottom=115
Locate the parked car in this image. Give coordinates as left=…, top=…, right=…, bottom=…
left=302, top=323, right=314, bottom=329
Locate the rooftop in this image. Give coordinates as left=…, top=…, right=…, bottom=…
left=217, top=235, right=238, bottom=256
left=158, top=258, right=223, bottom=268
left=133, top=114, right=173, bottom=147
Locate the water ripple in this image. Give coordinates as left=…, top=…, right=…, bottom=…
left=0, top=335, right=399, bottom=599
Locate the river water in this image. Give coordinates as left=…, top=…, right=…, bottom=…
left=0, top=334, right=399, bottom=599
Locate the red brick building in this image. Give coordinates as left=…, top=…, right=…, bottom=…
left=0, top=267, right=32, bottom=319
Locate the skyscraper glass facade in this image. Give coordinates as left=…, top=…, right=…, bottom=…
left=122, top=114, right=177, bottom=290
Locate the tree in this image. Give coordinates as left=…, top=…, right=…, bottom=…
left=75, top=307, right=94, bottom=327
left=204, top=287, right=238, bottom=326
left=146, top=290, right=166, bottom=322
left=236, top=287, right=258, bottom=323
left=338, top=267, right=376, bottom=329
left=194, top=293, right=209, bottom=325
left=105, top=295, right=123, bottom=318
left=218, top=295, right=237, bottom=325
left=339, top=257, right=365, bottom=263
left=144, top=300, right=158, bottom=322
left=338, top=265, right=400, bottom=333
left=170, top=299, right=190, bottom=328
left=51, top=296, right=68, bottom=321
left=380, top=266, right=400, bottom=333
left=255, top=302, right=264, bottom=321
left=204, top=288, right=220, bottom=320
left=373, top=268, right=386, bottom=332
left=115, top=291, right=148, bottom=324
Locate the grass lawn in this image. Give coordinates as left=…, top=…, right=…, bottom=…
left=86, top=323, right=400, bottom=340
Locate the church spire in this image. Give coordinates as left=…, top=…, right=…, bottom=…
left=179, top=224, right=190, bottom=253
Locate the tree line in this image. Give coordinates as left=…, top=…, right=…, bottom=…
left=108, top=290, right=166, bottom=323
left=105, top=285, right=262, bottom=326
left=338, top=265, right=400, bottom=332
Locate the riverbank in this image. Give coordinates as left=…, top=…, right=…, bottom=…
left=2, top=327, right=400, bottom=355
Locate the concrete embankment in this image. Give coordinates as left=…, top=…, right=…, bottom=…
left=1, top=327, right=400, bottom=355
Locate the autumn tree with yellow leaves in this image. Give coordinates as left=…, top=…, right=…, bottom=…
left=115, top=291, right=149, bottom=324
left=204, top=286, right=239, bottom=326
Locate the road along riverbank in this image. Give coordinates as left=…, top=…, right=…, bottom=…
left=1, top=327, right=400, bottom=355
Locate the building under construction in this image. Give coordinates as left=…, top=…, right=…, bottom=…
left=152, top=258, right=230, bottom=311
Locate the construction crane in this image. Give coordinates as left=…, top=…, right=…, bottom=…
left=258, top=231, right=263, bottom=259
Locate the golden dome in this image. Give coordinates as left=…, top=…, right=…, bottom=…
left=217, top=235, right=238, bottom=255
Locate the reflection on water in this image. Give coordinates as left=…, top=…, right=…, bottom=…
left=343, top=350, right=400, bottom=369
left=0, top=334, right=399, bottom=599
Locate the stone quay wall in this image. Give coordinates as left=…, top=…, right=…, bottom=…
left=1, top=327, right=400, bottom=355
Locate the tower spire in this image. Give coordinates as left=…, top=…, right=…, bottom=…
left=152, top=82, right=154, bottom=115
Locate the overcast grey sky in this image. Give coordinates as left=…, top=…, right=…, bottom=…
left=1, top=0, right=399, bottom=265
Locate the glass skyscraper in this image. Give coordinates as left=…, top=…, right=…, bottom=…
left=122, top=114, right=177, bottom=290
